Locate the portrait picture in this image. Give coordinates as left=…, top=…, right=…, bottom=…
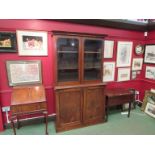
left=144, top=45, right=155, bottom=64
left=145, top=66, right=155, bottom=80
left=132, top=58, right=143, bottom=71
left=117, top=68, right=130, bottom=82
left=116, top=41, right=133, bottom=67
left=103, top=62, right=115, bottom=82
left=17, top=30, right=48, bottom=56
left=104, top=40, right=114, bottom=58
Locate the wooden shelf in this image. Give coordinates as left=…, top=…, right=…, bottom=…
left=84, top=51, right=101, bottom=54
left=58, top=51, right=78, bottom=53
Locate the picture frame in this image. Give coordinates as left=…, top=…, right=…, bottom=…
left=103, top=62, right=115, bottom=82
left=145, top=102, right=155, bottom=118
left=116, top=41, right=133, bottom=67
left=117, top=68, right=130, bottom=82
left=104, top=40, right=114, bottom=58
left=17, top=30, right=48, bottom=56
left=145, top=66, right=155, bottom=80
left=144, top=44, right=155, bottom=64
left=6, top=60, right=42, bottom=86
left=141, top=90, right=155, bottom=111
left=132, top=58, right=143, bottom=71
left=0, top=32, right=17, bottom=52
left=131, top=71, right=137, bottom=79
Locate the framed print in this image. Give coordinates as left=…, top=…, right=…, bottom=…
left=104, top=40, right=114, bottom=58
left=132, top=58, right=143, bottom=71
left=145, top=102, right=155, bottom=118
left=6, top=60, right=42, bottom=86
left=116, top=41, right=133, bottom=67
left=131, top=71, right=137, bottom=79
left=0, top=32, right=17, bottom=52
left=135, top=44, right=144, bottom=55
left=117, top=68, right=130, bottom=82
left=103, top=62, right=115, bottom=82
left=17, top=30, right=48, bottom=56
left=145, top=66, right=155, bottom=80
left=144, top=45, right=155, bottom=64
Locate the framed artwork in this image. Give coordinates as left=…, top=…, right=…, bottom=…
left=144, top=45, right=155, bottom=64
left=104, top=40, right=114, bottom=58
left=131, top=71, right=137, bottom=79
left=145, top=102, right=155, bottom=118
left=103, top=62, right=115, bottom=82
left=132, top=58, right=143, bottom=71
left=145, top=66, right=155, bottom=80
left=116, top=41, right=133, bottom=67
left=141, top=90, right=155, bottom=111
left=17, top=30, right=48, bottom=56
left=6, top=60, right=42, bottom=86
left=0, top=32, right=17, bottom=52
left=117, top=68, right=130, bottom=82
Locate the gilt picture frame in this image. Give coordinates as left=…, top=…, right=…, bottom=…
left=0, top=32, right=17, bottom=52
left=6, top=60, right=42, bottom=86
left=17, top=30, right=48, bottom=56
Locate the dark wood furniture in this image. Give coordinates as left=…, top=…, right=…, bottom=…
left=55, top=83, right=106, bottom=132
left=10, top=85, right=48, bottom=135
left=105, top=88, right=135, bottom=121
left=53, top=32, right=106, bottom=132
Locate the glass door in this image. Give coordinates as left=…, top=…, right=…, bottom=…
left=57, top=37, right=79, bottom=83
left=83, top=39, right=103, bottom=81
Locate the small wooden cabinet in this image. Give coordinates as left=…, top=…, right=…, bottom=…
left=53, top=32, right=106, bottom=132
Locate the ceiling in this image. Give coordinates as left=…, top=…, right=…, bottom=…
left=52, top=19, right=155, bottom=32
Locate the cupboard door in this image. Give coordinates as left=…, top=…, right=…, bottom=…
left=83, top=86, right=105, bottom=124
left=83, top=39, right=103, bottom=81
left=56, top=88, right=82, bottom=131
left=56, top=37, right=80, bottom=83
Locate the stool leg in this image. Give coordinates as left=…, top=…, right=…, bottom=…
left=11, top=119, right=16, bottom=135
left=128, top=102, right=131, bottom=117
left=44, top=113, right=48, bottom=135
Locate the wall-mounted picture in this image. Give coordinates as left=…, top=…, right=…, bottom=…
left=132, top=71, right=137, bottom=79
left=145, top=102, right=155, bottom=118
left=117, top=68, right=130, bottom=82
left=132, top=58, right=143, bottom=71
left=103, top=62, right=115, bottom=82
left=6, top=60, right=42, bottom=86
left=116, top=41, right=133, bottom=67
left=145, top=66, right=155, bottom=80
left=144, top=45, right=155, bottom=64
left=17, top=30, right=48, bottom=56
left=0, top=32, right=17, bottom=52
left=104, top=40, right=114, bottom=58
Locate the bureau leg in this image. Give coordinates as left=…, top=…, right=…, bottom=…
left=44, top=112, right=48, bottom=135
left=128, top=102, right=131, bottom=117
left=11, top=119, right=16, bottom=135
left=17, top=116, right=20, bottom=129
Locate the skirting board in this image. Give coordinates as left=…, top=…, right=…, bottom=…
left=4, top=113, right=56, bottom=129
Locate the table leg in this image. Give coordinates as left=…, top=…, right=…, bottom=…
left=11, top=119, right=16, bottom=135
left=105, top=97, right=109, bottom=122
left=44, top=112, right=48, bottom=135
left=17, top=115, right=20, bottom=129
left=128, top=102, right=131, bottom=117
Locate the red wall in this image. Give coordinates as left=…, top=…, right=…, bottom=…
left=0, top=19, right=154, bottom=131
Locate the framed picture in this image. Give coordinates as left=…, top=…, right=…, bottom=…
left=145, top=66, right=155, bottom=80
left=132, top=58, right=143, bottom=71
left=131, top=71, right=137, bottom=79
left=116, top=41, right=133, bottom=67
left=144, top=45, right=155, bottom=64
left=117, top=68, right=130, bottom=82
left=17, top=30, right=48, bottom=56
left=145, top=102, right=155, bottom=118
left=6, top=60, right=42, bottom=86
left=0, top=32, right=17, bottom=52
left=104, top=40, right=114, bottom=58
left=103, top=62, right=115, bottom=82
left=141, top=91, right=155, bottom=111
